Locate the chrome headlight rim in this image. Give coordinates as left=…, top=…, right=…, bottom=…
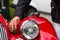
left=20, top=20, right=39, bottom=39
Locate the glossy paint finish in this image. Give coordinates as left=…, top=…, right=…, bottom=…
left=18, top=16, right=58, bottom=40
left=0, top=13, right=58, bottom=40
left=0, top=14, right=10, bottom=40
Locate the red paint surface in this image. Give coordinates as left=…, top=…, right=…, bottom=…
left=0, top=13, right=58, bottom=40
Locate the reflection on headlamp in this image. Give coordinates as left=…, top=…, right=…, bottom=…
left=20, top=20, right=39, bottom=39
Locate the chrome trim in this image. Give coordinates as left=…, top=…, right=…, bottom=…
left=0, top=23, right=8, bottom=40
left=20, top=20, right=39, bottom=39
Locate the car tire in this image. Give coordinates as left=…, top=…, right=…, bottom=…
left=25, top=6, right=37, bottom=17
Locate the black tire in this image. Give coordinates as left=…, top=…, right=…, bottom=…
left=25, top=6, right=37, bottom=17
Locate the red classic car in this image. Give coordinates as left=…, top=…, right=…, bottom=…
left=0, top=13, right=58, bottom=40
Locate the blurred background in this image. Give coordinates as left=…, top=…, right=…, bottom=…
left=9, top=0, right=51, bottom=19
left=0, top=0, right=52, bottom=24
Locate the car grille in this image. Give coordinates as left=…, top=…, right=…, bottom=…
left=0, top=23, right=8, bottom=40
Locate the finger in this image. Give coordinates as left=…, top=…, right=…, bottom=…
left=17, top=19, right=20, bottom=24
left=11, top=22, right=14, bottom=32
left=14, top=20, right=17, bottom=30
left=9, top=22, right=14, bottom=32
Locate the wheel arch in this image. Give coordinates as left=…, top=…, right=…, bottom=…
left=28, top=5, right=37, bottom=12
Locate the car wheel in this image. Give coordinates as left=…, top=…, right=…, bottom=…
left=26, top=6, right=37, bottom=17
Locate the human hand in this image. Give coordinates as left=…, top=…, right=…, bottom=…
left=9, top=16, right=20, bottom=32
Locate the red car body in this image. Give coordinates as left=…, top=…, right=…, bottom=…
left=0, top=13, right=58, bottom=40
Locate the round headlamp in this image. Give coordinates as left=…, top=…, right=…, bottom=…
left=20, top=20, right=39, bottom=39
